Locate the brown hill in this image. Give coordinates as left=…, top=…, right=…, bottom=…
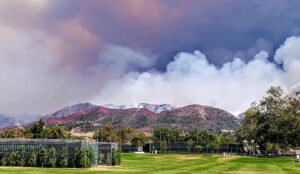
left=44, top=104, right=239, bottom=133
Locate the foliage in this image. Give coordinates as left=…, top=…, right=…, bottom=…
left=16, top=146, right=25, bottom=166
left=187, top=139, right=194, bottom=153
left=37, top=146, right=47, bottom=167
left=160, top=140, right=168, bottom=153
left=58, top=147, right=68, bottom=167
left=47, top=147, right=57, bottom=167
left=86, top=147, right=95, bottom=167
left=31, top=119, right=45, bottom=139
left=131, top=131, right=149, bottom=146
left=117, top=126, right=134, bottom=144
left=153, top=127, right=182, bottom=143
left=195, top=145, right=203, bottom=153
left=94, top=124, right=119, bottom=142
left=236, top=86, right=300, bottom=152
left=26, top=148, right=37, bottom=167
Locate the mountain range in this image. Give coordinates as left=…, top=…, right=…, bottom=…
left=0, top=103, right=240, bottom=133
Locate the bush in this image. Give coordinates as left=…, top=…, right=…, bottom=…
left=0, top=154, right=7, bottom=166
left=195, top=145, right=203, bottom=153
left=160, top=140, right=168, bottom=154
left=37, top=146, right=47, bottom=167
left=26, top=148, right=37, bottom=167
left=16, top=146, right=25, bottom=166
left=116, top=150, right=121, bottom=165
left=58, top=147, right=68, bottom=167
left=47, top=147, right=57, bottom=167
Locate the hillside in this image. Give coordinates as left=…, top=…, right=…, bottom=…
left=43, top=104, right=239, bottom=133
left=0, top=103, right=240, bottom=133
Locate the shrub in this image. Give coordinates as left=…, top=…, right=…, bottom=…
left=37, top=146, right=47, bottom=167
left=16, top=146, right=25, bottom=166
left=195, top=145, right=203, bottom=153
left=160, top=140, right=168, bottom=154
left=47, top=147, right=57, bottom=167
left=26, top=148, right=37, bottom=167
left=58, top=147, right=68, bottom=168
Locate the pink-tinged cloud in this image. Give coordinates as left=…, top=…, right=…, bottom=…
left=0, top=0, right=300, bottom=115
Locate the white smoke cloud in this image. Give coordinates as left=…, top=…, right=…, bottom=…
left=92, top=36, right=300, bottom=115
left=0, top=24, right=154, bottom=115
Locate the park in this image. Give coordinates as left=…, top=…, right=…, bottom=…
left=1, top=153, right=300, bottom=174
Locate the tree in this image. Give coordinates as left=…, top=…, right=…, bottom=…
left=95, top=125, right=118, bottom=142
left=37, top=146, right=47, bottom=167
left=131, top=131, right=149, bottom=147
left=0, top=153, right=6, bottom=166
left=117, top=126, right=133, bottom=144
left=26, top=148, right=37, bottom=167
left=58, top=147, right=68, bottom=167
left=70, top=148, right=79, bottom=168
left=16, top=146, right=25, bottom=166
left=195, top=145, right=203, bottom=153
left=187, top=139, right=194, bottom=153
left=86, top=147, right=95, bottom=167
left=47, top=147, right=57, bottom=167
left=42, top=126, right=71, bottom=139
left=154, top=127, right=182, bottom=143
left=76, top=147, right=88, bottom=168
left=160, top=140, right=168, bottom=153
left=6, top=152, right=16, bottom=166
left=111, top=148, right=117, bottom=166
left=236, top=86, right=300, bottom=152
left=116, top=150, right=121, bottom=165
left=31, top=119, right=45, bottom=139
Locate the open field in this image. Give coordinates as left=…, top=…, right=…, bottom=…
left=1, top=153, right=300, bottom=174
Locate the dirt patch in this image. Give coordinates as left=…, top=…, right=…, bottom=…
left=177, top=155, right=201, bottom=161
left=89, top=166, right=139, bottom=172
left=217, top=156, right=239, bottom=163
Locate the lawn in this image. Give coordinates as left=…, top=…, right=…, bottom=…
left=1, top=153, right=300, bottom=174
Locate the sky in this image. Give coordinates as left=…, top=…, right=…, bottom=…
left=0, top=0, right=300, bottom=116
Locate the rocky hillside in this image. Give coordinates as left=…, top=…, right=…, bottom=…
left=43, top=104, right=239, bottom=133
left=0, top=103, right=240, bottom=133
left=102, top=103, right=175, bottom=113
left=156, top=105, right=240, bottom=131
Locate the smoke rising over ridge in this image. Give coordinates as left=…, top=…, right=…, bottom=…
left=92, top=36, right=300, bottom=115
left=0, top=0, right=300, bottom=115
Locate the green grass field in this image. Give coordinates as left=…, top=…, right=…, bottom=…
left=1, top=154, right=300, bottom=174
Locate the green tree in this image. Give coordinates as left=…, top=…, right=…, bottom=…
left=16, top=146, right=25, bottom=166
left=187, top=139, right=194, bottom=153
left=236, top=86, right=300, bottom=152
left=95, top=125, right=118, bottom=142
left=47, top=147, right=57, bottom=167
left=195, top=145, right=203, bottom=153
left=37, top=146, right=47, bottom=167
left=31, top=119, right=45, bottom=139
left=160, top=140, right=168, bottom=154
left=43, top=125, right=71, bottom=139
left=58, top=147, right=68, bottom=167
left=111, top=148, right=121, bottom=166
left=131, top=131, right=149, bottom=147
left=6, top=152, right=16, bottom=166
left=0, top=154, right=6, bottom=166
left=26, top=148, right=37, bottom=167
left=117, top=126, right=133, bottom=144
left=86, top=147, right=95, bottom=167
left=76, top=147, right=88, bottom=168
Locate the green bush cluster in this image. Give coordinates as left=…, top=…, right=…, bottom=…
left=0, top=146, right=97, bottom=168
left=98, top=148, right=121, bottom=166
